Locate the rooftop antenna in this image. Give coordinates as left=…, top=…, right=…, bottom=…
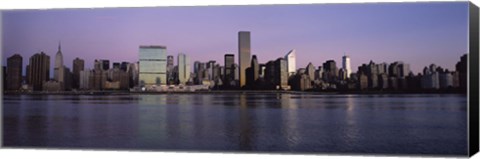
left=58, top=41, right=61, bottom=51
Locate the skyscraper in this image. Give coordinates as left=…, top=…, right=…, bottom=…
left=101, top=60, right=110, bottom=71
left=285, top=49, right=296, bottom=76
left=238, top=31, right=251, bottom=88
left=306, top=62, right=315, bottom=81
left=120, top=62, right=129, bottom=72
left=6, top=54, right=23, bottom=90
left=247, top=55, right=259, bottom=87
left=54, top=42, right=65, bottom=86
left=342, top=55, right=351, bottom=78
left=251, top=55, right=259, bottom=82
left=28, top=52, right=50, bottom=91
left=224, top=54, right=235, bottom=85
left=167, top=55, right=174, bottom=71
left=139, top=45, right=167, bottom=86
left=456, top=54, right=467, bottom=90
left=72, top=57, right=85, bottom=89
left=274, top=58, right=289, bottom=90
left=178, top=53, right=190, bottom=85
left=167, top=55, right=175, bottom=84
left=323, top=60, right=338, bottom=82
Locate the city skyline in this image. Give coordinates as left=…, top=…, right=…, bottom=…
left=2, top=2, right=468, bottom=75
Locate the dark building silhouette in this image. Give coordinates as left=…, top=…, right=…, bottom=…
left=315, top=66, right=323, bottom=81
left=25, top=65, right=30, bottom=84
left=72, top=57, right=85, bottom=89
left=101, top=60, right=110, bottom=71
left=274, top=58, right=289, bottom=90
left=388, top=61, right=410, bottom=78
left=167, top=55, right=175, bottom=84
left=120, top=62, right=129, bottom=72
left=64, top=67, right=73, bottom=91
left=246, top=55, right=259, bottom=88
left=367, top=61, right=378, bottom=89
left=167, top=55, right=174, bottom=70
left=112, top=62, right=120, bottom=69
left=28, top=52, right=50, bottom=91
left=238, top=31, right=251, bottom=88
left=290, top=73, right=312, bottom=91
left=388, top=77, right=399, bottom=90
left=7, top=54, right=23, bottom=90
left=3, top=66, right=6, bottom=90
left=456, top=54, right=467, bottom=90
left=224, top=54, right=235, bottom=87
left=2, top=66, right=7, bottom=90
left=406, top=73, right=422, bottom=91
left=264, top=60, right=275, bottom=89
left=323, top=60, right=338, bottom=82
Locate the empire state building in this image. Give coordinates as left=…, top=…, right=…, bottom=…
left=54, top=42, right=65, bottom=88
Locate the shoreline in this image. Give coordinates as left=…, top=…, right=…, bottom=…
left=2, top=90, right=466, bottom=95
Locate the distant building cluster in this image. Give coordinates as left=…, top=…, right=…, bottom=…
left=2, top=32, right=468, bottom=93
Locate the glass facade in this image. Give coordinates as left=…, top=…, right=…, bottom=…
left=139, top=46, right=167, bottom=86
left=285, top=49, right=296, bottom=76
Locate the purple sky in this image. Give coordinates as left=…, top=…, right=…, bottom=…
left=2, top=2, right=469, bottom=76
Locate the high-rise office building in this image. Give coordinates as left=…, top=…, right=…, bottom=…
left=193, top=61, right=200, bottom=74
left=456, top=54, right=467, bottom=90
left=138, top=45, right=167, bottom=86
left=167, top=55, right=175, bottom=84
left=167, top=55, right=174, bottom=71
left=306, top=62, right=315, bottom=81
left=120, top=62, right=129, bottom=72
left=247, top=55, right=259, bottom=87
left=28, top=52, right=50, bottom=91
left=285, top=49, right=296, bottom=76
left=323, top=60, right=338, bottom=82
left=224, top=54, right=235, bottom=86
left=102, top=60, right=110, bottom=71
left=206, top=60, right=216, bottom=80
left=342, top=55, right=351, bottom=78
left=54, top=43, right=65, bottom=87
left=274, top=58, right=289, bottom=90
left=72, top=57, right=85, bottom=89
left=79, top=69, right=90, bottom=90
left=6, top=54, right=23, bottom=90
left=233, top=63, right=239, bottom=82
left=238, top=31, right=251, bottom=88
left=178, top=53, right=190, bottom=85
left=127, top=62, right=139, bottom=88
left=251, top=55, right=259, bottom=81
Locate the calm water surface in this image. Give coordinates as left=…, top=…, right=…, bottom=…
left=2, top=93, right=467, bottom=155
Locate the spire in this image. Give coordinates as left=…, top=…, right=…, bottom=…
left=58, top=41, right=61, bottom=52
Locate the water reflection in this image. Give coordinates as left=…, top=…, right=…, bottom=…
left=2, top=94, right=468, bottom=155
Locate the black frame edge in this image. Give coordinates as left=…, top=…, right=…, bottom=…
left=469, top=1, right=480, bottom=157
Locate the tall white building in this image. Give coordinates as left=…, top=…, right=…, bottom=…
left=54, top=42, right=65, bottom=86
left=139, top=45, right=167, bottom=86
left=342, top=55, right=351, bottom=78
left=285, top=49, right=296, bottom=76
left=178, top=53, right=190, bottom=85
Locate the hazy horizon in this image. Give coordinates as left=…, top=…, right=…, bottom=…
left=1, top=2, right=469, bottom=76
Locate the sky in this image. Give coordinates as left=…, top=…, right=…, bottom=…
left=1, top=2, right=469, bottom=76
